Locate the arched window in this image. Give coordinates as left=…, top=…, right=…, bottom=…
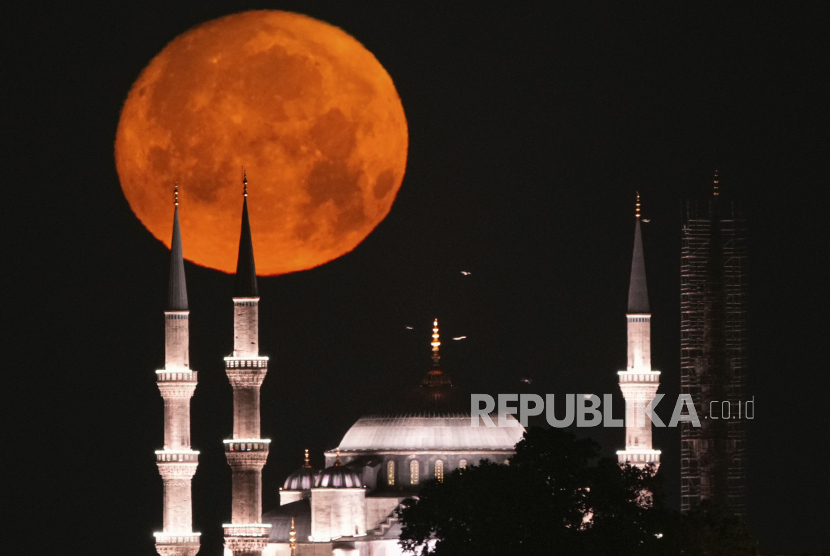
left=387, top=460, right=395, bottom=485
left=458, top=459, right=467, bottom=469
left=435, top=460, right=444, bottom=482
left=410, top=460, right=419, bottom=484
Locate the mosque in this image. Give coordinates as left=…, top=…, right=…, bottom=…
left=151, top=176, right=526, bottom=556
left=261, top=311, right=525, bottom=555
left=150, top=177, right=657, bottom=556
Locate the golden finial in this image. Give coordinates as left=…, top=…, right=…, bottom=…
left=335, top=448, right=341, bottom=466
left=304, top=448, right=310, bottom=468
left=242, top=168, right=248, bottom=197
left=174, top=183, right=179, bottom=207
left=431, top=318, right=441, bottom=366
left=289, top=517, right=296, bottom=556
left=713, top=170, right=719, bottom=197
left=635, top=191, right=640, bottom=219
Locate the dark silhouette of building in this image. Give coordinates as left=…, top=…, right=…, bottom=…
left=680, top=172, right=748, bottom=517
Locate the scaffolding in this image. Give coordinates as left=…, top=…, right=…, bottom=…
left=680, top=200, right=747, bottom=517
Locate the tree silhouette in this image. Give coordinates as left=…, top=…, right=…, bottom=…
left=399, top=427, right=754, bottom=556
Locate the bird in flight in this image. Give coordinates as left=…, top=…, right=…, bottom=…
left=642, top=218, right=651, bottom=223
left=452, top=336, right=467, bottom=340
left=461, top=271, right=471, bottom=275
left=521, top=378, right=533, bottom=385
left=405, top=326, right=413, bottom=330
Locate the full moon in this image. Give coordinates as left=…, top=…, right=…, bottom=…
left=115, top=11, right=408, bottom=275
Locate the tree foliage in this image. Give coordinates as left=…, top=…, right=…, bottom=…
left=398, top=427, right=754, bottom=556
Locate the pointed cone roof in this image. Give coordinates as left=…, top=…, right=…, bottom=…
left=627, top=212, right=649, bottom=314
left=167, top=205, right=189, bottom=311
left=234, top=189, right=258, bottom=297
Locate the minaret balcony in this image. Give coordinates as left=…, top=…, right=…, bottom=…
left=154, top=532, right=201, bottom=545
left=156, top=450, right=199, bottom=463
left=224, top=357, right=269, bottom=369
left=156, top=369, right=198, bottom=383
left=156, top=451, right=199, bottom=479
left=225, top=360, right=268, bottom=388
left=223, top=525, right=270, bottom=552
left=224, top=439, right=270, bottom=453
left=617, top=371, right=661, bottom=383
left=616, top=449, right=661, bottom=465
left=223, top=524, right=271, bottom=537
left=156, top=374, right=198, bottom=399
left=224, top=440, right=269, bottom=470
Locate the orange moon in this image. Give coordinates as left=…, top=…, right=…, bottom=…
left=115, top=10, right=408, bottom=275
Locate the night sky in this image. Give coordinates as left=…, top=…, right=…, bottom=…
left=8, top=2, right=829, bottom=554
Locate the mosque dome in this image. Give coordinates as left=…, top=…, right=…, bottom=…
left=316, top=455, right=363, bottom=488
left=337, top=319, right=526, bottom=452
left=337, top=405, right=524, bottom=452
left=282, top=449, right=319, bottom=491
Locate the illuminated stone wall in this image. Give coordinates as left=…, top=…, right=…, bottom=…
left=310, top=488, right=366, bottom=541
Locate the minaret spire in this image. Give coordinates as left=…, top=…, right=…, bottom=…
left=154, top=188, right=200, bottom=555
left=617, top=193, right=661, bottom=471
left=627, top=194, right=649, bottom=314
left=224, top=176, right=271, bottom=555
left=167, top=184, right=188, bottom=312
left=234, top=173, right=258, bottom=298
left=713, top=169, right=719, bottom=197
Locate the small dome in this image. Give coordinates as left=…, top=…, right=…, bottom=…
left=316, top=458, right=362, bottom=489
left=283, top=466, right=319, bottom=491
left=282, top=449, right=319, bottom=491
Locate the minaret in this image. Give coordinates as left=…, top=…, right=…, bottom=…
left=154, top=185, right=201, bottom=556
left=617, top=193, right=661, bottom=469
left=223, top=173, right=272, bottom=555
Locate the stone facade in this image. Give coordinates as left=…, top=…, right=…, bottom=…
left=310, top=488, right=366, bottom=541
